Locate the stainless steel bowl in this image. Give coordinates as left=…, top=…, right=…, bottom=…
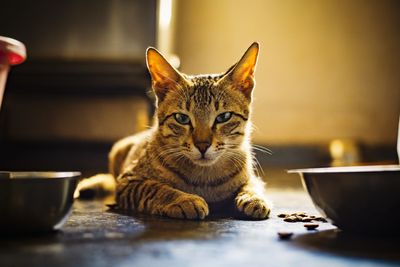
left=0, top=171, right=80, bottom=233
left=288, top=165, right=400, bottom=234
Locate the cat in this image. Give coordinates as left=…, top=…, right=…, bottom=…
left=108, top=42, right=270, bottom=220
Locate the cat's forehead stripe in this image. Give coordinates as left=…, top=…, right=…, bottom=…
left=187, top=75, right=221, bottom=110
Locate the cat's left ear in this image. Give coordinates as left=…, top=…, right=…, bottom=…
left=224, top=42, right=259, bottom=99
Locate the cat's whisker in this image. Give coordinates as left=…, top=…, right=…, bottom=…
left=149, top=145, right=182, bottom=166
left=148, top=142, right=193, bottom=168
left=174, top=153, right=188, bottom=165
left=251, top=147, right=272, bottom=156
left=252, top=144, right=273, bottom=155
left=253, top=144, right=273, bottom=153
left=222, top=151, right=247, bottom=171
left=251, top=152, right=265, bottom=177
left=161, top=149, right=181, bottom=159
left=221, top=154, right=241, bottom=172
left=250, top=123, right=260, bottom=133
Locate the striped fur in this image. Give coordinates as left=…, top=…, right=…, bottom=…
left=110, top=43, right=270, bottom=220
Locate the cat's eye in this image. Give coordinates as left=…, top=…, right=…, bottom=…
left=174, top=113, right=191, bottom=125
left=215, top=112, right=232, bottom=123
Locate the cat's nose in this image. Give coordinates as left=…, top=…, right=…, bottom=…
left=195, top=142, right=211, bottom=155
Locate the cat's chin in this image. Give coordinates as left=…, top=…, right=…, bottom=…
left=192, top=158, right=217, bottom=167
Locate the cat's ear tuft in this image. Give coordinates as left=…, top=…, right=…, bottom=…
left=227, top=42, right=259, bottom=99
left=146, top=47, right=184, bottom=101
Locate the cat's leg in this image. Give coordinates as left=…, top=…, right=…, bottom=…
left=234, top=183, right=270, bottom=219
left=117, top=176, right=209, bottom=220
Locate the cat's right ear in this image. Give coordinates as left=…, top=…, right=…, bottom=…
left=146, top=47, right=185, bottom=101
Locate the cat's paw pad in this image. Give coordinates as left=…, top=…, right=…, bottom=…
left=163, top=195, right=209, bottom=220
left=235, top=194, right=270, bottom=220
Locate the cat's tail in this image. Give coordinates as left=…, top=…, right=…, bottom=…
left=73, top=173, right=116, bottom=199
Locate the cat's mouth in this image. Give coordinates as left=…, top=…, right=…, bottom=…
left=192, top=157, right=217, bottom=166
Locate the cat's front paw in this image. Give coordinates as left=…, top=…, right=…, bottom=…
left=235, top=193, right=270, bottom=220
left=163, top=194, right=209, bottom=220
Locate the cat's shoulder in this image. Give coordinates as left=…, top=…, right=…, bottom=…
left=109, top=129, right=154, bottom=177
left=112, top=129, right=153, bottom=153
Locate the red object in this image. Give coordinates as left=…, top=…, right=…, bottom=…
left=0, top=36, right=26, bottom=65
left=0, top=36, right=26, bottom=109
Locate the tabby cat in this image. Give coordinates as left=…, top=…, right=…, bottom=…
left=109, top=42, right=270, bottom=220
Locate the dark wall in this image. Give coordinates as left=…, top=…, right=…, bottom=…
left=0, top=0, right=157, bottom=60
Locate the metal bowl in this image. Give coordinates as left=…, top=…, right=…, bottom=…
left=0, top=171, right=80, bottom=233
left=288, top=165, right=400, bottom=234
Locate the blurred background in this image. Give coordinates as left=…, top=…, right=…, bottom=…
left=0, top=0, right=399, bottom=186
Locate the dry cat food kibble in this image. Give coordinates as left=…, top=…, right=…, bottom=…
left=304, top=223, right=319, bottom=230
left=314, top=217, right=328, bottom=222
left=283, top=216, right=297, bottom=222
left=278, top=212, right=327, bottom=223
left=277, top=212, right=325, bottom=238
left=277, top=231, right=294, bottom=240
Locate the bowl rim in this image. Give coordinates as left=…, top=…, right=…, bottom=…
left=288, top=164, right=400, bottom=174
left=0, top=171, right=81, bottom=179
